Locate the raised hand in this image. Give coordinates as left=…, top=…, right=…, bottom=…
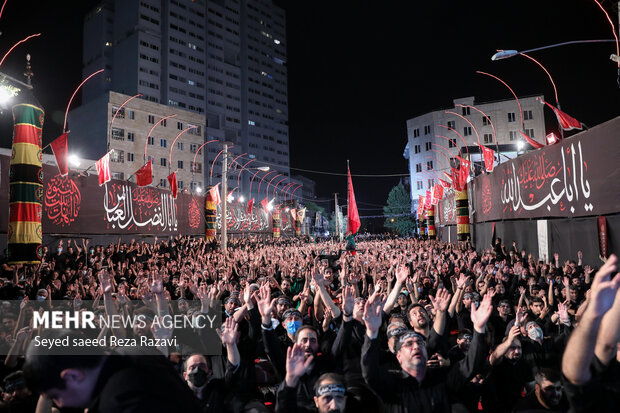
left=558, top=301, right=571, bottom=325
left=395, top=265, right=410, bottom=284
left=256, top=284, right=277, bottom=324
left=342, top=285, right=354, bottom=316
left=150, top=271, right=164, bottom=295
left=363, top=292, right=384, bottom=338
left=471, top=292, right=493, bottom=333
left=98, top=270, right=113, bottom=294
left=587, top=255, right=620, bottom=318
left=285, top=343, right=314, bottom=387
left=219, top=316, right=239, bottom=345
left=515, top=307, right=527, bottom=327
left=507, top=324, right=520, bottom=341
left=430, top=288, right=451, bottom=312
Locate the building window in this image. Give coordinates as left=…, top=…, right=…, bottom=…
left=160, top=178, right=167, bottom=187
left=428, top=179, right=433, bottom=188
left=424, top=125, right=431, bottom=135
left=178, top=180, right=184, bottom=189
left=187, top=124, right=201, bottom=135
left=463, top=126, right=472, bottom=136
left=127, top=153, right=134, bottom=162
left=177, top=121, right=183, bottom=130
left=148, top=115, right=155, bottom=124
left=525, top=128, right=535, bottom=138
left=177, top=142, right=183, bottom=150
left=127, top=132, right=135, bottom=142
left=110, top=151, right=124, bottom=163
left=483, top=133, right=493, bottom=144
left=111, top=172, right=124, bottom=180
left=509, top=131, right=518, bottom=141
left=508, top=112, right=516, bottom=122
left=161, top=119, right=167, bottom=127
left=160, top=158, right=167, bottom=167
left=112, top=106, right=125, bottom=119
left=447, top=120, right=455, bottom=130
left=416, top=181, right=423, bottom=190
left=427, top=161, right=433, bottom=170
left=524, top=110, right=533, bottom=121
left=482, top=116, right=491, bottom=126
left=160, top=139, right=167, bottom=148
left=413, top=128, right=420, bottom=138
left=178, top=160, right=184, bottom=169
left=111, top=128, right=124, bottom=140
left=128, top=110, right=135, bottom=120
left=461, top=106, right=470, bottom=116
left=415, top=163, right=422, bottom=173
left=191, top=162, right=202, bottom=173
left=190, top=143, right=198, bottom=153
left=449, top=138, right=457, bottom=148
left=414, top=144, right=421, bottom=154
left=148, top=137, right=154, bottom=145
left=425, top=142, right=432, bottom=151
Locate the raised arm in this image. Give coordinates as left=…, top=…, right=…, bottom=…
left=562, top=255, right=620, bottom=385
left=594, top=257, right=620, bottom=366
left=489, top=325, right=520, bottom=365
left=383, top=265, right=409, bottom=314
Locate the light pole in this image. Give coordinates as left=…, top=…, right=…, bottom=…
left=221, top=142, right=233, bottom=252
left=491, top=40, right=616, bottom=61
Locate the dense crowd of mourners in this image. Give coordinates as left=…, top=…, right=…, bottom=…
left=0, top=234, right=617, bottom=413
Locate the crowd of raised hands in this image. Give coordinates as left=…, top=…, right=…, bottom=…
left=0, top=234, right=617, bottom=412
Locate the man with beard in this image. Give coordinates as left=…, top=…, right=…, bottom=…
left=361, top=291, right=492, bottom=412
left=486, top=325, right=532, bottom=412
left=406, top=287, right=451, bottom=356
left=257, top=285, right=334, bottom=411
left=512, top=368, right=568, bottom=412
left=183, top=317, right=242, bottom=412
left=276, top=345, right=349, bottom=413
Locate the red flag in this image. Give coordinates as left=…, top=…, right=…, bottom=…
left=434, top=184, right=444, bottom=200
left=418, top=195, right=425, bottom=216
left=247, top=198, right=254, bottom=213
left=458, top=158, right=470, bottom=190
left=480, top=145, right=495, bottom=172
left=209, top=183, right=221, bottom=205
left=135, top=160, right=153, bottom=186
left=519, top=131, right=544, bottom=149
left=167, top=172, right=178, bottom=199
left=451, top=168, right=460, bottom=190
left=538, top=98, right=583, bottom=131
left=261, top=197, right=269, bottom=211
left=425, top=190, right=432, bottom=210
left=226, top=189, right=235, bottom=201
left=431, top=187, right=438, bottom=206
left=347, top=166, right=361, bottom=235
left=95, top=152, right=111, bottom=186
left=439, top=179, right=451, bottom=189
left=50, top=133, right=68, bottom=176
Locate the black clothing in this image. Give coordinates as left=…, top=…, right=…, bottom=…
left=361, top=330, right=487, bottom=413
left=86, top=353, right=201, bottom=413
left=512, top=390, right=568, bottom=412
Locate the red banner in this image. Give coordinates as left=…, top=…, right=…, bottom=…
left=480, top=145, right=495, bottom=172
left=597, top=216, right=608, bottom=259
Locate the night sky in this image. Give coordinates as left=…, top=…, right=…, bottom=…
left=1, top=0, right=618, bottom=221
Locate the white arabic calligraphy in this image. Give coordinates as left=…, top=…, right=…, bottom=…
left=103, top=183, right=178, bottom=231
left=501, top=141, right=591, bottom=213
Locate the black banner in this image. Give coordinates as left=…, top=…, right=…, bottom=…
left=435, top=190, right=457, bottom=226
left=0, top=155, right=296, bottom=236
left=470, top=116, right=620, bottom=223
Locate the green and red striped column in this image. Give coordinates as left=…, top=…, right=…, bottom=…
left=272, top=208, right=280, bottom=238
left=8, top=103, right=44, bottom=264
left=456, top=189, right=470, bottom=241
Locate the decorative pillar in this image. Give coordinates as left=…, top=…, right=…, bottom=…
left=8, top=101, right=44, bottom=264
left=456, top=189, right=470, bottom=241
left=426, top=206, right=436, bottom=240
left=205, top=185, right=216, bottom=242
left=418, top=212, right=427, bottom=239
left=272, top=208, right=281, bottom=238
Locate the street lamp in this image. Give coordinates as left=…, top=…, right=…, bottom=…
left=491, top=39, right=616, bottom=61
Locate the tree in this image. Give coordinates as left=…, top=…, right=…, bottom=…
left=383, top=183, right=415, bottom=235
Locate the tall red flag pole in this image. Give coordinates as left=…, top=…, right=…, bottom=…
left=347, top=161, right=361, bottom=236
